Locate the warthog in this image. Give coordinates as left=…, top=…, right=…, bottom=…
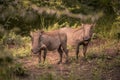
left=30, top=30, right=68, bottom=64
left=60, top=23, right=95, bottom=59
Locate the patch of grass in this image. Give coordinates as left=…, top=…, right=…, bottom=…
left=37, top=73, right=54, bottom=80
left=0, top=32, right=30, bottom=80
left=91, top=55, right=120, bottom=80
left=0, top=43, right=14, bottom=80
left=92, top=67, right=103, bottom=80
left=96, top=59, right=111, bottom=70
left=0, top=67, right=14, bottom=80
left=69, top=56, right=77, bottom=63
left=11, top=46, right=31, bottom=58
left=111, top=55, right=120, bottom=68
left=86, top=39, right=120, bottom=80
left=1, top=31, right=31, bottom=58
left=86, top=52, right=98, bottom=60
left=87, top=39, right=118, bottom=57
left=37, top=72, right=64, bottom=80
left=0, top=46, right=13, bottom=66
left=67, top=71, right=81, bottom=80
left=38, top=61, right=53, bottom=69
left=12, top=63, right=28, bottom=77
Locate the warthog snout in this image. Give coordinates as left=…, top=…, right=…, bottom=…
left=84, top=36, right=90, bottom=41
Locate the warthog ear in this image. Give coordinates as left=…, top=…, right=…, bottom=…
left=40, top=30, right=44, bottom=34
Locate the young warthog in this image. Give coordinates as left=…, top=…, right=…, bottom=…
left=30, top=30, right=68, bottom=64
left=60, top=23, right=95, bottom=59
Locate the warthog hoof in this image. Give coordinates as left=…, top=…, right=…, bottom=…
left=57, top=61, right=62, bottom=64
left=65, top=60, right=69, bottom=64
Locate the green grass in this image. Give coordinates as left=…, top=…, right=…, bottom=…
left=0, top=31, right=30, bottom=80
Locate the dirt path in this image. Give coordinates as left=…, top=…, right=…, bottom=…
left=17, top=50, right=120, bottom=80
left=17, top=39, right=120, bottom=80
left=17, top=51, right=93, bottom=79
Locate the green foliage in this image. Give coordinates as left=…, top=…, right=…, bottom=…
left=38, top=61, right=53, bottom=69
left=12, top=63, right=28, bottom=76
left=0, top=0, right=119, bottom=36
left=92, top=68, right=102, bottom=80
left=0, top=28, right=31, bottom=80
left=0, top=48, right=14, bottom=80
left=113, top=56, right=120, bottom=67
left=37, top=73, right=54, bottom=80
left=0, top=43, right=13, bottom=65
left=1, top=30, right=31, bottom=57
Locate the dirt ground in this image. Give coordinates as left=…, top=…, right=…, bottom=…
left=17, top=52, right=120, bottom=80
left=17, top=39, right=120, bottom=80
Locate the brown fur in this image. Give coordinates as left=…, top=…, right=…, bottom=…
left=30, top=30, right=68, bottom=64
left=60, top=23, right=95, bottom=59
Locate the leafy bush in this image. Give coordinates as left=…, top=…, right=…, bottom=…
left=12, top=63, right=28, bottom=77
left=0, top=30, right=30, bottom=79
left=0, top=47, right=14, bottom=80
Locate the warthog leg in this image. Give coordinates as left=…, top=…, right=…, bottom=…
left=38, top=51, right=41, bottom=63
left=76, top=44, right=80, bottom=60
left=57, top=46, right=63, bottom=64
left=64, top=49, right=69, bottom=63
left=83, top=42, right=89, bottom=58
left=62, top=45, right=69, bottom=63
left=43, top=48, right=47, bottom=63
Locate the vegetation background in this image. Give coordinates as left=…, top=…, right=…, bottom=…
left=0, top=0, right=120, bottom=80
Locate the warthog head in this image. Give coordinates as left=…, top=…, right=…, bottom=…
left=30, top=31, right=44, bottom=54
left=82, top=23, right=95, bottom=41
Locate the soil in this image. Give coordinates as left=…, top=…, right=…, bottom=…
left=16, top=39, right=120, bottom=80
